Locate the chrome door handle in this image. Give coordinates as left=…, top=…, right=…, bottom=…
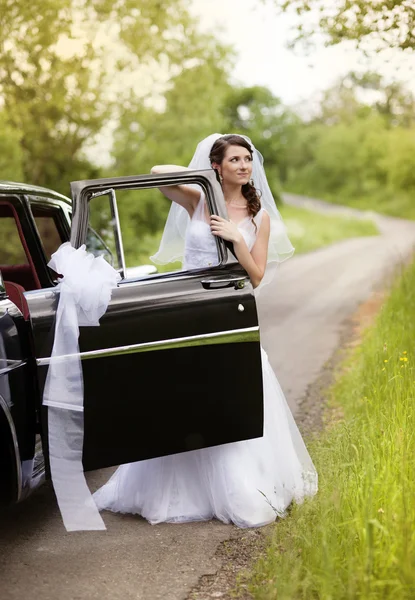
left=201, top=276, right=247, bottom=290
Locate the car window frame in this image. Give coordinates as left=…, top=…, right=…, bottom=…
left=26, top=196, right=71, bottom=286
left=70, top=171, right=229, bottom=284
left=0, top=198, right=30, bottom=266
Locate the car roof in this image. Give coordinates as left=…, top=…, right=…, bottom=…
left=0, top=180, right=71, bottom=205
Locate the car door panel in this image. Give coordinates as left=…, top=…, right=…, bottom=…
left=27, top=171, right=264, bottom=472
left=27, top=266, right=263, bottom=471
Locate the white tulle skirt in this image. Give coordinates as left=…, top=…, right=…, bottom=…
left=93, top=348, right=318, bottom=528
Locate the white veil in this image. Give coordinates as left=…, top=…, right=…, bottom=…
left=150, top=133, right=295, bottom=283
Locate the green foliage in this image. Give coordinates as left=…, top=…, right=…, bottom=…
left=243, top=258, right=415, bottom=599
left=107, top=53, right=233, bottom=242
left=110, top=68, right=408, bottom=261
left=287, top=114, right=388, bottom=197
left=110, top=51, right=233, bottom=176
left=384, top=128, right=415, bottom=192
left=318, top=73, right=415, bottom=129
left=2, top=0, right=413, bottom=253
left=108, top=80, right=295, bottom=253
left=222, top=85, right=301, bottom=201
left=0, top=0, right=224, bottom=194
left=0, top=112, right=24, bottom=181
left=284, top=74, right=415, bottom=220
left=268, top=0, right=415, bottom=52
left=0, top=217, right=27, bottom=263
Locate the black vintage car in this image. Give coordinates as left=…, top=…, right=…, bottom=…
left=0, top=170, right=263, bottom=506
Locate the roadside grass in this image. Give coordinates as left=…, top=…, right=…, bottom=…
left=125, top=205, right=379, bottom=270
left=324, top=194, right=415, bottom=221
left=278, top=204, right=379, bottom=254
left=285, top=188, right=415, bottom=221
left=242, top=257, right=415, bottom=599
left=126, top=232, right=181, bottom=274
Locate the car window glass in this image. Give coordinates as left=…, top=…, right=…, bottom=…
left=33, top=214, right=64, bottom=261
left=65, top=206, right=115, bottom=267
left=86, top=226, right=114, bottom=265
left=29, top=201, right=67, bottom=262
left=0, top=204, right=28, bottom=264
left=87, top=184, right=219, bottom=278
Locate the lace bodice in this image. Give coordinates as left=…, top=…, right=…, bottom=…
left=183, top=193, right=264, bottom=271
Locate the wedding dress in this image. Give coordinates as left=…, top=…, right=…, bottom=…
left=93, top=194, right=318, bottom=528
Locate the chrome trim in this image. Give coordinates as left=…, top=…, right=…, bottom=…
left=72, top=171, right=228, bottom=269
left=125, top=264, right=158, bottom=278
left=0, top=359, right=27, bottom=377
left=37, top=326, right=259, bottom=366
left=201, top=276, right=247, bottom=290
left=201, top=276, right=246, bottom=283
left=0, top=301, right=25, bottom=321
left=119, top=266, right=247, bottom=289
left=0, top=270, right=6, bottom=299
left=90, top=188, right=127, bottom=279
left=0, top=393, right=22, bottom=501
left=119, top=271, right=213, bottom=287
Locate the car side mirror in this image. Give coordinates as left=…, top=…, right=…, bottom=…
left=0, top=270, right=6, bottom=301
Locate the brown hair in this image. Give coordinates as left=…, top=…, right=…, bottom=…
left=209, top=134, right=261, bottom=222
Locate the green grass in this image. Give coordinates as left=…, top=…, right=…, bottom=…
left=243, top=258, right=415, bottom=599
left=279, top=204, right=379, bottom=254
left=325, top=194, right=415, bottom=221
left=285, top=187, right=415, bottom=221
left=125, top=232, right=181, bottom=274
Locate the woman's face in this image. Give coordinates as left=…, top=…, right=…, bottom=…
left=214, top=144, right=253, bottom=186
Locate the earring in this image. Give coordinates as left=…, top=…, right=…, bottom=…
left=219, top=174, right=223, bottom=184
left=249, top=178, right=254, bottom=187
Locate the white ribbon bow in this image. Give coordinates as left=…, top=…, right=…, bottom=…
left=43, top=243, right=120, bottom=531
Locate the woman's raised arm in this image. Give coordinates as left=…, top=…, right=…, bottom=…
left=151, top=164, right=201, bottom=216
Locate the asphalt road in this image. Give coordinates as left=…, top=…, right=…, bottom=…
left=259, top=193, right=415, bottom=415
left=1, top=198, right=415, bottom=600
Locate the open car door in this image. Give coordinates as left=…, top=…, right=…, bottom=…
left=27, top=170, right=264, bottom=472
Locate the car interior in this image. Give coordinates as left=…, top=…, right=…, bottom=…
left=0, top=199, right=64, bottom=320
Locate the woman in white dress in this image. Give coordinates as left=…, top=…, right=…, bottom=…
left=93, top=134, right=318, bottom=528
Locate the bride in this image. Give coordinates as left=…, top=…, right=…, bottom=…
left=93, top=133, right=318, bottom=528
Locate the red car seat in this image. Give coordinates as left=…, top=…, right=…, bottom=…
left=4, top=281, right=30, bottom=320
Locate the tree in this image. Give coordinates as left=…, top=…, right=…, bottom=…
left=282, top=73, right=415, bottom=219
left=0, top=112, right=24, bottom=181
left=311, top=72, right=415, bottom=128
left=267, top=0, right=415, bottom=52
left=222, top=86, right=301, bottom=199
left=313, top=78, right=370, bottom=125
left=348, top=72, right=415, bottom=127
left=107, top=50, right=233, bottom=262
left=112, top=44, right=233, bottom=175
left=0, top=0, right=221, bottom=193
left=384, top=128, right=415, bottom=193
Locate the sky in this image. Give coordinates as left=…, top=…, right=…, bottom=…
left=189, top=0, right=415, bottom=107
